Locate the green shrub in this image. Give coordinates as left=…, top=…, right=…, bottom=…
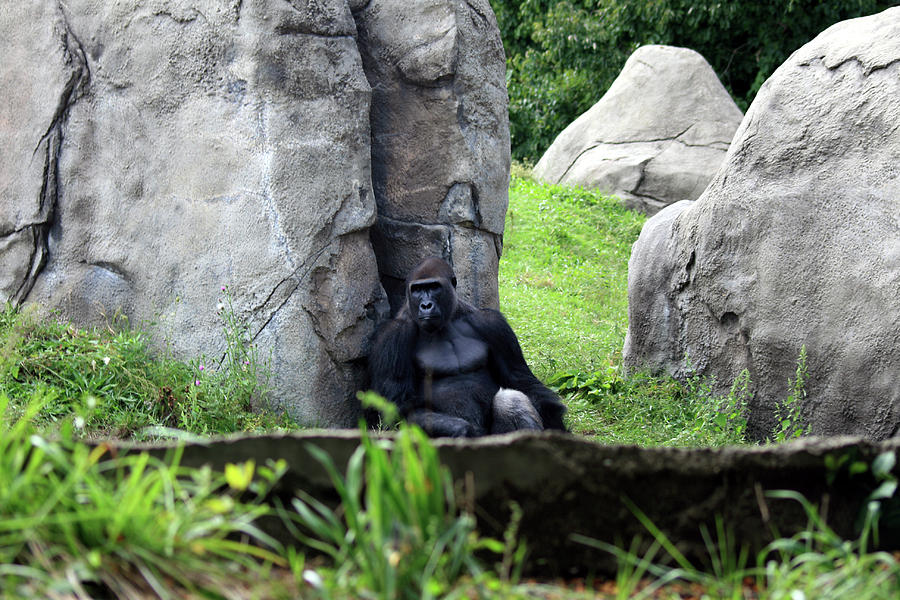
left=492, top=0, right=895, bottom=162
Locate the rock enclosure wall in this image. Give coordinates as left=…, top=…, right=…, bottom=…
left=355, top=0, right=510, bottom=312
left=0, top=0, right=509, bottom=425
left=132, top=430, right=900, bottom=576
left=624, top=8, right=900, bottom=439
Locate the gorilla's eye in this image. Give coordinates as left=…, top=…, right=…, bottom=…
left=410, top=281, right=441, bottom=294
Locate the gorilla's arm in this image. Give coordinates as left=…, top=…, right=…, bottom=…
left=467, top=309, right=568, bottom=431
left=368, top=318, right=419, bottom=418
left=406, top=410, right=477, bottom=438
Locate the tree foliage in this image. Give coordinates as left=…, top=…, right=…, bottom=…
left=491, top=0, right=897, bottom=162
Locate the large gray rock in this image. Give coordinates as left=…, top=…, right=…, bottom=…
left=1, top=0, right=512, bottom=425
left=354, top=0, right=510, bottom=312
left=624, top=8, right=900, bottom=439
left=1, top=0, right=386, bottom=426
left=534, top=45, right=743, bottom=214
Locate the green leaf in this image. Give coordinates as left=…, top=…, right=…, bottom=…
left=872, top=452, right=896, bottom=480
left=849, top=461, right=869, bottom=476
left=225, top=460, right=255, bottom=492
left=869, top=480, right=898, bottom=501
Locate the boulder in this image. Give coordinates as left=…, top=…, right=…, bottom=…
left=1, top=0, right=512, bottom=426
left=1, top=0, right=389, bottom=426
left=354, top=0, right=510, bottom=312
left=624, top=8, right=900, bottom=439
left=534, top=45, right=743, bottom=214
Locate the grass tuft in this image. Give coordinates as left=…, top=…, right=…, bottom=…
left=0, top=393, right=292, bottom=598
left=0, top=294, right=292, bottom=439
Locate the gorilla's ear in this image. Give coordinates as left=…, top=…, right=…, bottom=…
left=451, top=276, right=457, bottom=288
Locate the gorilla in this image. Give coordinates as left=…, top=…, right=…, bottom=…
left=368, top=257, right=567, bottom=437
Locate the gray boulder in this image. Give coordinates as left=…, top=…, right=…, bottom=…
left=355, top=0, right=510, bottom=311
left=624, top=8, right=900, bottom=439
left=1, top=0, right=387, bottom=426
left=0, top=0, right=512, bottom=426
left=534, top=45, right=743, bottom=214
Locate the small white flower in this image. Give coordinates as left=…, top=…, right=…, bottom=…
left=85, top=396, right=98, bottom=409
left=302, top=570, right=323, bottom=589
left=102, top=356, right=110, bottom=366
left=74, top=416, right=85, bottom=429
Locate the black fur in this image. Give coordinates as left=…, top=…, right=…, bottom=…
left=368, top=257, right=567, bottom=437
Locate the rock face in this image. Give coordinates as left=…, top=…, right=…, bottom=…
left=355, top=0, right=510, bottom=312
left=0, top=0, right=510, bottom=425
left=624, top=9, right=900, bottom=439
left=534, top=45, right=743, bottom=214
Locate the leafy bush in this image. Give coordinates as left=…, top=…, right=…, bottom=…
left=492, top=0, right=896, bottom=161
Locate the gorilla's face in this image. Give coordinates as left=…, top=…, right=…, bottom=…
left=409, top=278, right=450, bottom=333
left=404, top=257, right=459, bottom=334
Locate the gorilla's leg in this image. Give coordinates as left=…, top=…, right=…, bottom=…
left=406, top=409, right=480, bottom=438
left=491, top=388, right=543, bottom=434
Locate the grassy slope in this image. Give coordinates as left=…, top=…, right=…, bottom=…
left=498, top=176, right=645, bottom=377
left=498, top=175, right=751, bottom=446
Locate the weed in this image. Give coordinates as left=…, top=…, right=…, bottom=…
left=576, top=472, right=900, bottom=600
left=771, top=346, right=810, bottom=443
left=759, top=488, right=900, bottom=599
left=682, top=367, right=751, bottom=445
left=174, top=285, right=281, bottom=436
left=552, top=367, right=749, bottom=446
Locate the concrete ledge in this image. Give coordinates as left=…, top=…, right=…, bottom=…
left=124, top=432, right=900, bottom=576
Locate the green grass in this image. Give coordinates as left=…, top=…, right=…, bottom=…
left=0, top=292, right=293, bottom=440
left=499, top=174, right=645, bottom=377
left=282, top=393, right=518, bottom=599
left=574, top=484, right=900, bottom=600
left=499, top=172, right=751, bottom=446
left=0, top=394, right=296, bottom=598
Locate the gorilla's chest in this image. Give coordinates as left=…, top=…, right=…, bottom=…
left=415, top=324, right=489, bottom=377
